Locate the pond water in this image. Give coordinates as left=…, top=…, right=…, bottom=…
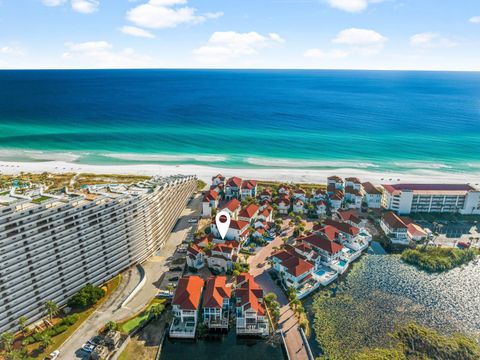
left=304, top=253, right=480, bottom=356
left=160, top=331, right=285, bottom=360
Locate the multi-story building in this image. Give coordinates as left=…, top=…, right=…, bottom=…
left=170, top=276, right=204, bottom=338
left=382, top=184, right=480, bottom=215
left=203, top=276, right=231, bottom=330
left=234, top=273, right=268, bottom=336
left=0, top=175, right=196, bottom=333
left=362, top=182, right=382, bottom=209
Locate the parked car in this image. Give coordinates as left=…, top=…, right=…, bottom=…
left=45, top=350, right=60, bottom=360
left=157, top=290, right=174, bottom=298
left=188, top=219, right=198, bottom=223
left=82, top=344, right=95, bottom=353
left=457, top=242, right=471, bottom=249
left=168, top=276, right=179, bottom=281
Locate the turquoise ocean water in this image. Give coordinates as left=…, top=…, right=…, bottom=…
left=0, top=69, right=479, bottom=175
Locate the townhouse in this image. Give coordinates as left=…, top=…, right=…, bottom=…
left=225, top=177, right=242, bottom=200
left=170, top=276, right=205, bottom=338
left=362, top=182, right=382, bottom=209
left=203, top=276, right=231, bottom=330
left=202, top=189, right=219, bottom=217
left=234, top=273, right=269, bottom=336
left=240, top=180, right=257, bottom=200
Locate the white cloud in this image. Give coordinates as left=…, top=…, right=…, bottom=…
left=410, top=32, right=456, bottom=48
left=469, top=16, right=480, bottom=24
left=71, top=0, right=99, bottom=14
left=193, top=31, right=285, bottom=63
left=304, top=48, right=349, bottom=59
left=63, top=41, right=152, bottom=68
left=0, top=46, right=24, bottom=55
left=120, top=26, right=155, bottom=39
left=333, top=28, right=388, bottom=47
left=326, top=0, right=383, bottom=13
left=42, top=0, right=67, bottom=6
left=304, top=28, right=387, bottom=61
left=127, top=0, right=222, bottom=29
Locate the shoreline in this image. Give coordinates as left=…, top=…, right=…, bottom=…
left=1, top=160, right=479, bottom=185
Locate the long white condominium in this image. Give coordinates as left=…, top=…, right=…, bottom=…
left=381, top=183, right=480, bottom=215
left=0, top=175, right=196, bottom=333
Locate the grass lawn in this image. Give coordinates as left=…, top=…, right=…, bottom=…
left=27, top=275, right=122, bottom=359
left=31, top=195, right=52, bottom=204
left=118, top=298, right=166, bottom=334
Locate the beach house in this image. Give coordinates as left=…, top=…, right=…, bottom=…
left=293, top=198, right=306, bottom=214
left=220, top=198, right=241, bottom=220
left=211, top=219, right=250, bottom=242
left=202, top=189, right=219, bottom=217
left=241, top=180, right=258, bottom=200
left=212, top=174, right=226, bottom=187
left=277, top=195, right=291, bottom=214
left=271, top=249, right=314, bottom=290
left=278, top=184, right=291, bottom=195
left=234, top=273, right=269, bottom=336
left=327, top=176, right=344, bottom=192
left=170, top=276, right=205, bottom=338
left=315, top=200, right=327, bottom=217
left=380, top=212, right=409, bottom=244
left=186, top=243, right=205, bottom=270
left=203, top=276, right=231, bottom=330
left=329, top=191, right=344, bottom=210
left=206, top=242, right=239, bottom=273
left=225, top=177, right=242, bottom=200
left=259, top=188, right=273, bottom=202
left=362, top=182, right=382, bottom=209
left=299, top=233, right=344, bottom=268
left=238, top=203, right=260, bottom=223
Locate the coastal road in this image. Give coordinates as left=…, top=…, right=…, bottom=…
left=247, top=224, right=310, bottom=360
left=58, top=193, right=202, bottom=359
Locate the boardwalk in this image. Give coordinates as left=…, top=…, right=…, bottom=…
left=248, top=227, right=310, bottom=360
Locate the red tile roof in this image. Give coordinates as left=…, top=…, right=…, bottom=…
left=235, top=273, right=265, bottom=316
left=338, top=210, right=362, bottom=225
left=330, top=190, right=344, bottom=200
left=328, top=175, right=343, bottom=182
left=300, top=233, right=343, bottom=254
left=212, top=174, right=225, bottom=181
left=203, top=276, right=231, bottom=309
left=222, top=198, right=241, bottom=212
left=362, top=182, right=382, bottom=195
left=320, top=225, right=340, bottom=241
left=239, top=203, right=260, bottom=219
left=345, top=186, right=362, bottom=196
left=282, top=256, right=314, bottom=277
left=227, top=176, right=242, bottom=188
left=325, top=219, right=360, bottom=236
left=382, top=211, right=408, bottom=229
left=187, top=243, right=204, bottom=256
left=230, top=219, right=250, bottom=230
left=241, top=180, right=257, bottom=190
left=345, top=177, right=361, bottom=184
left=203, top=190, right=218, bottom=202
left=172, top=276, right=204, bottom=311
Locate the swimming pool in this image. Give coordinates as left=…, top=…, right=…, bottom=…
left=339, top=260, right=348, bottom=267
left=315, top=269, right=326, bottom=276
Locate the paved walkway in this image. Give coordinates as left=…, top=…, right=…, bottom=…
left=58, top=194, right=202, bottom=359
left=247, top=225, right=309, bottom=360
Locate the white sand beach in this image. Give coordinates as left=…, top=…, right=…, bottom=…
left=1, top=160, right=479, bottom=186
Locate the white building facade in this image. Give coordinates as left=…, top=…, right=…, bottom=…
left=0, top=175, right=196, bottom=333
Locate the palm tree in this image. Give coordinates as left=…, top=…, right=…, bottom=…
left=150, top=304, right=164, bottom=320
left=44, top=300, right=59, bottom=320
left=39, top=333, right=52, bottom=350
left=105, top=321, right=118, bottom=332
left=1, top=331, right=15, bottom=352
left=17, top=316, right=28, bottom=336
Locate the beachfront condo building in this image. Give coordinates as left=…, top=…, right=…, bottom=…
left=0, top=175, right=196, bottom=333
left=381, top=184, right=480, bottom=215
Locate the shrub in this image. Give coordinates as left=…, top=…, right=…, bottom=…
left=67, top=283, right=105, bottom=309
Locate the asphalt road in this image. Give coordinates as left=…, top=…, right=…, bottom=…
left=57, top=193, right=201, bottom=360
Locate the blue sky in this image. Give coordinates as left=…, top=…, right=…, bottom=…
left=0, top=0, right=479, bottom=70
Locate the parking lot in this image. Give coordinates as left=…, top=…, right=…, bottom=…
left=416, top=220, right=480, bottom=247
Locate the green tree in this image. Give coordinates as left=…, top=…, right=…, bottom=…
left=105, top=321, right=118, bottom=332
left=44, top=300, right=59, bottom=320
left=17, top=316, right=28, bottom=336
left=39, top=333, right=52, bottom=350
left=1, top=331, right=15, bottom=352
left=150, top=304, right=165, bottom=320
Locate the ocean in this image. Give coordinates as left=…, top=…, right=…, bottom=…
left=0, top=69, right=479, bottom=175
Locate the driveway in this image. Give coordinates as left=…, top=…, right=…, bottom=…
left=58, top=193, right=202, bottom=359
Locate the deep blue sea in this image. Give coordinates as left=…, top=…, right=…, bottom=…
left=0, top=69, right=479, bottom=174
